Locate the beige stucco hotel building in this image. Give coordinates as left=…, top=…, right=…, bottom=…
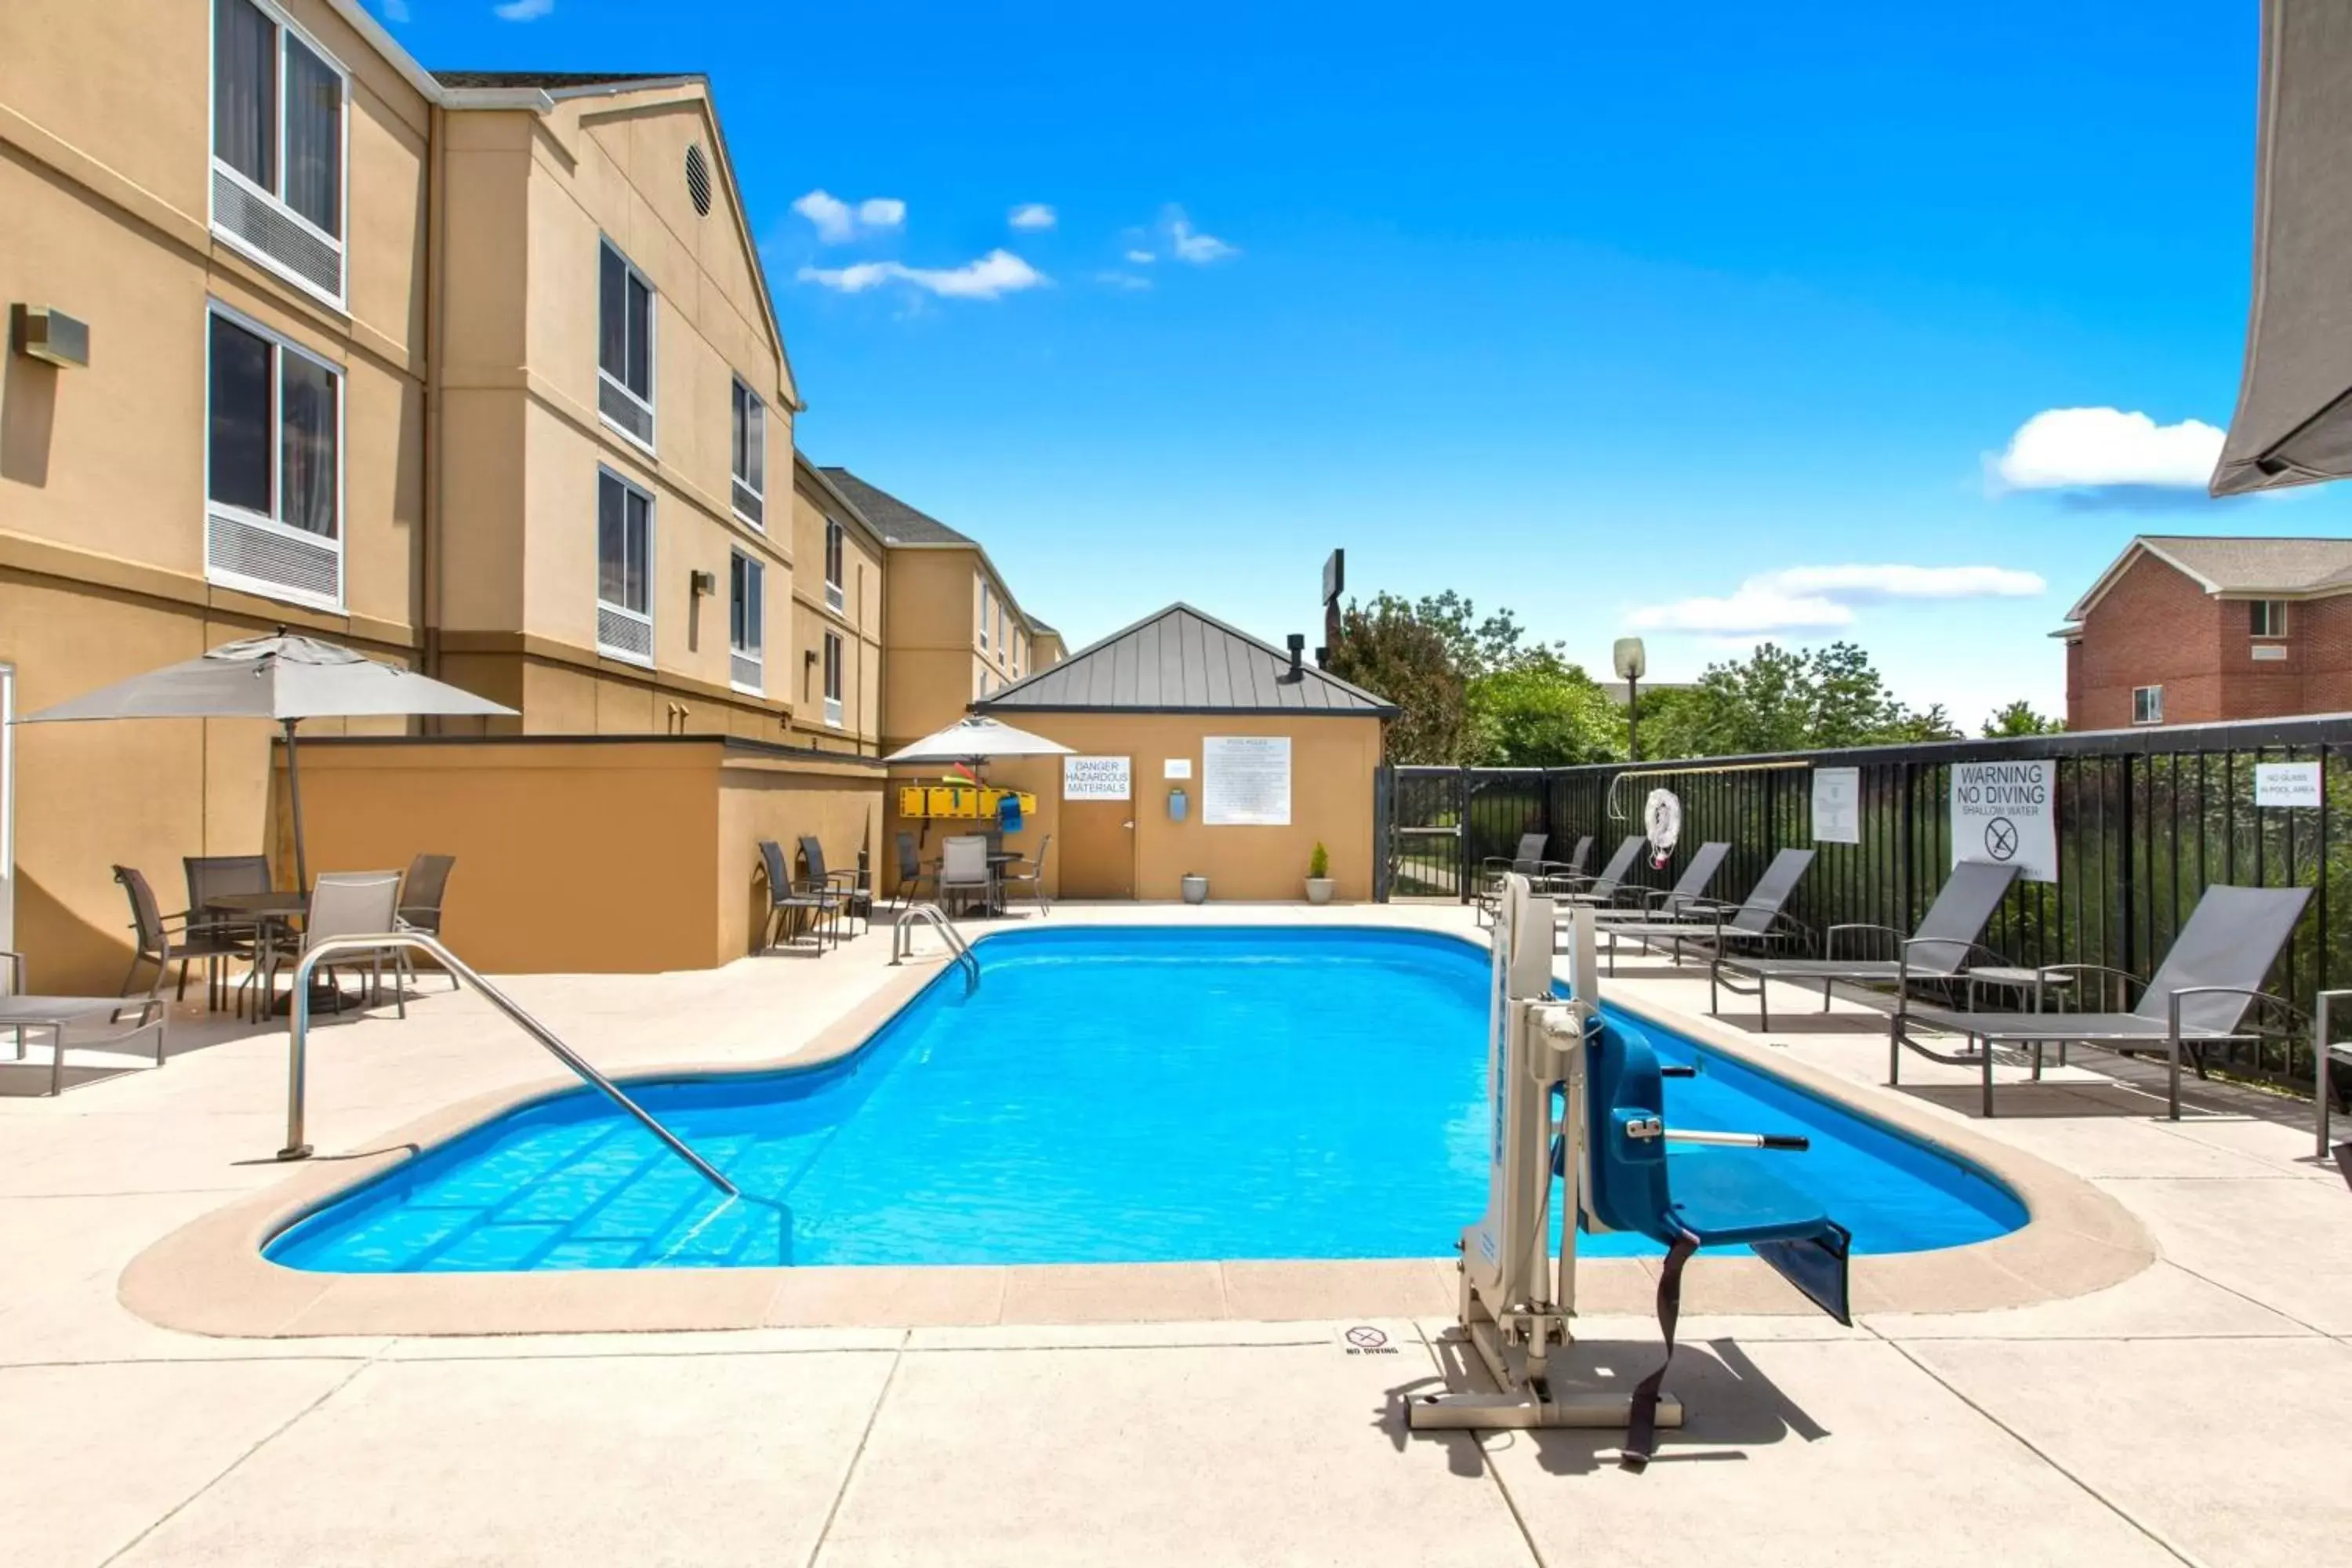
left=0, top=0, right=1071, bottom=983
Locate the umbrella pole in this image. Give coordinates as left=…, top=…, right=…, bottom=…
left=282, top=718, right=308, bottom=891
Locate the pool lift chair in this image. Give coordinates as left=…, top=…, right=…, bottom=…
left=1409, top=874, right=1853, bottom=1469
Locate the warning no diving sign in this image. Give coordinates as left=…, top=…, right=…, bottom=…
left=1949, top=759, right=2056, bottom=884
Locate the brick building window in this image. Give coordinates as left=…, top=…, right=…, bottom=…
left=2249, top=600, right=2288, bottom=637
left=2132, top=684, right=2164, bottom=725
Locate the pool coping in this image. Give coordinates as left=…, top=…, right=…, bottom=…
left=119, top=928, right=2153, bottom=1338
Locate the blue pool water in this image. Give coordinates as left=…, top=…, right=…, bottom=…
left=266, top=927, right=2025, bottom=1272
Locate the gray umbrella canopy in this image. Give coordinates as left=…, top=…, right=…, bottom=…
left=886, top=715, right=1074, bottom=764
left=21, top=633, right=515, bottom=887
left=2212, top=1, right=2352, bottom=495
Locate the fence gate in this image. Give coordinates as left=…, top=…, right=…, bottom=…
left=1387, top=766, right=1466, bottom=898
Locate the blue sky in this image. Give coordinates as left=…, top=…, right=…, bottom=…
left=370, top=0, right=2352, bottom=726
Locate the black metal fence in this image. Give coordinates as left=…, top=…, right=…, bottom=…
left=1379, top=716, right=2352, bottom=1090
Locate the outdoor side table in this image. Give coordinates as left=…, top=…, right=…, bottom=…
left=1965, top=964, right=2079, bottom=1077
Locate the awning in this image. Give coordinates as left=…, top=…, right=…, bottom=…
left=2212, top=1, right=2352, bottom=495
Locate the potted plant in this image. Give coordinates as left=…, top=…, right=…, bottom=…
left=1181, top=873, right=1210, bottom=904
left=1305, top=842, right=1334, bottom=905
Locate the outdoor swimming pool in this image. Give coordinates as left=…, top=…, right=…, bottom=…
left=265, top=926, right=2027, bottom=1272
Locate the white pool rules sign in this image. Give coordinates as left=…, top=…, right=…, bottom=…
left=1950, top=759, right=2056, bottom=883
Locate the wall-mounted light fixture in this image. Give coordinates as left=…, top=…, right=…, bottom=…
left=688, top=568, right=717, bottom=598
left=11, top=304, right=89, bottom=368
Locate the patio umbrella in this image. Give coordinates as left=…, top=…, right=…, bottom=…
left=20, top=633, right=516, bottom=889
left=885, top=715, right=1075, bottom=767
left=2210, top=0, right=2352, bottom=495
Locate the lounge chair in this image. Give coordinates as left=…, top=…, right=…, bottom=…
left=1896, top=883, right=2311, bottom=1120
left=1711, top=858, right=2020, bottom=1029
left=0, top=951, right=168, bottom=1097
left=1477, top=834, right=1590, bottom=924
left=1552, top=835, right=1647, bottom=911
left=1596, top=846, right=1817, bottom=976
left=757, top=840, right=837, bottom=951
left=1593, top=841, right=1730, bottom=924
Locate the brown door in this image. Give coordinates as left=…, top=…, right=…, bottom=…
left=1058, top=768, right=1136, bottom=898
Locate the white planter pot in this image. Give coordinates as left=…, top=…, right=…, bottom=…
left=1304, top=877, right=1334, bottom=906
left=1181, top=874, right=1210, bottom=905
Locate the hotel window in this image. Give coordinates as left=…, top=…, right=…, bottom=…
left=823, top=630, right=844, bottom=726
left=729, top=380, right=764, bottom=526
left=978, top=581, right=992, bottom=651
left=205, top=303, right=343, bottom=609
left=597, top=240, right=656, bottom=448
left=824, top=519, right=846, bottom=612
left=210, top=0, right=347, bottom=305
left=2249, top=600, right=2288, bottom=637
left=2132, top=684, right=2164, bottom=725
left=729, top=552, right=764, bottom=693
left=595, top=468, right=654, bottom=664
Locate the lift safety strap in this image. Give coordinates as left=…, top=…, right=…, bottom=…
left=1621, top=1232, right=1699, bottom=1473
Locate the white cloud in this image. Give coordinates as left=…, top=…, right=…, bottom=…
left=1629, top=564, right=2046, bottom=635
left=1009, top=203, right=1057, bottom=230
left=1124, top=249, right=1156, bottom=264
left=1094, top=271, right=1152, bottom=292
left=492, top=0, right=554, bottom=20
left=790, top=189, right=906, bottom=244
left=798, top=249, right=1046, bottom=300
left=1991, top=407, right=2225, bottom=492
left=1166, top=209, right=1238, bottom=263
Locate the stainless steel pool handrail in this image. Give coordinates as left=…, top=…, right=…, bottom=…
left=891, top=904, right=979, bottom=991
left=273, top=931, right=739, bottom=1197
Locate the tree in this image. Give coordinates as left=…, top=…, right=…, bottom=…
left=1412, top=590, right=1547, bottom=677
left=1323, top=593, right=1473, bottom=763
left=1466, top=650, right=1624, bottom=766
left=1631, top=641, right=1953, bottom=758
left=1982, top=700, right=2064, bottom=738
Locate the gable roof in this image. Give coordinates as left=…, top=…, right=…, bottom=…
left=818, top=470, right=975, bottom=547
left=973, top=604, right=1398, bottom=717
left=2066, top=535, right=2352, bottom=622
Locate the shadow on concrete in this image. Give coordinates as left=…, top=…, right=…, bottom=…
left=1389, top=1327, right=1828, bottom=1476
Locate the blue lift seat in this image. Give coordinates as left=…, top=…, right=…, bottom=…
left=1581, top=1020, right=1852, bottom=1468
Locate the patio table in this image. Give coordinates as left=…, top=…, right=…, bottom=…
left=205, top=890, right=308, bottom=1020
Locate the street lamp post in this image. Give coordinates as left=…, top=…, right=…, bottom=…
left=1613, top=637, right=1647, bottom=763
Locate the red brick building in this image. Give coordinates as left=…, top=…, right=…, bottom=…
left=2059, top=536, right=2352, bottom=729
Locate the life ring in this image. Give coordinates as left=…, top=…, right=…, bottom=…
left=1643, top=789, right=1682, bottom=869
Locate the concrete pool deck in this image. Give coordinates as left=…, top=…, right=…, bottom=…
left=4, top=902, right=2347, bottom=1565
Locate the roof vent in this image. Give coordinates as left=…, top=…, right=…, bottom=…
left=684, top=143, right=713, bottom=217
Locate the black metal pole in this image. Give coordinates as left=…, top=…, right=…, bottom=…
left=282, top=717, right=308, bottom=892
left=1628, top=676, right=1640, bottom=762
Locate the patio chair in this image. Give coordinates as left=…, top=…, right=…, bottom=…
left=797, top=835, right=868, bottom=937
left=1551, top=835, right=1647, bottom=910
left=299, top=871, right=408, bottom=1018
left=1711, top=858, right=2020, bottom=1029
left=1896, top=883, right=2312, bottom=1120
left=889, top=830, right=937, bottom=915
left=1595, top=847, right=1816, bottom=975
left=938, top=835, right=993, bottom=919
left=999, top=834, right=1053, bottom=916
left=2, top=949, right=169, bottom=1097
left=2321, top=996, right=2352, bottom=1164
left=757, top=840, right=837, bottom=952
left=1592, top=840, right=1731, bottom=924
left=395, top=853, right=459, bottom=991
left=183, top=854, right=270, bottom=1011
left=114, top=865, right=247, bottom=1006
